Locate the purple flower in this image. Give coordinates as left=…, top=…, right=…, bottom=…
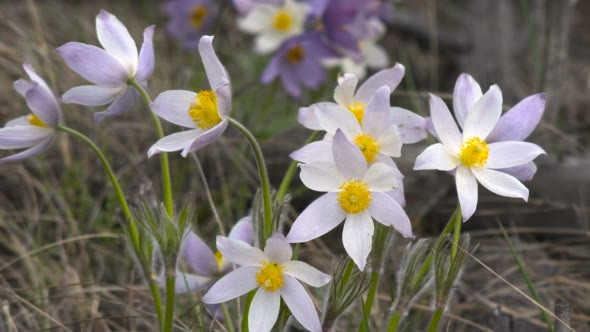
left=57, top=10, right=155, bottom=123
left=0, top=63, right=60, bottom=163
left=163, top=0, right=218, bottom=50
left=233, top=0, right=284, bottom=15
left=261, top=32, right=335, bottom=98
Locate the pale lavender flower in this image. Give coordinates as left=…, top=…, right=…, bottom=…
left=202, top=233, right=331, bottom=332
left=57, top=10, right=155, bottom=123
left=233, top=0, right=284, bottom=15
left=0, top=63, right=60, bottom=163
left=148, top=35, right=231, bottom=157
left=163, top=0, right=218, bottom=50
left=261, top=32, right=335, bottom=98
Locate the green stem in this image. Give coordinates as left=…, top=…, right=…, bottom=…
left=451, top=206, right=462, bottom=261
left=163, top=275, right=176, bottom=332
left=426, top=308, right=444, bottom=332
left=128, top=79, right=174, bottom=217
left=241, top=290, right=255, bottom=331
left=342, top=259, right=355, bottom=284
left=359, top=271, right=380, bottom=332
left=220, top=303, right=235, bottom=332
left=148, top=281, right=165, bottom=328
left=386, top=310, right=404, bottom=332
left=227, top=118, right=272, bottom=240
left=275, top=131, right=320, bottom=202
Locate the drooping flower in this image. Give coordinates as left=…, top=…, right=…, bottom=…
left=238, top=0, right=309, bottom=54
left=261, top=32, right=335, bottom=98
left=286, top=130, right=412, bottom=270
left=414, top=81, right=546, bottom=222
left=0, top=63, right=60, bottom=163
left=57, top=10, right=155, bottom=123
left=148, top=35, right=231, bottom=157
left=163, top=0, right=218, bottom=50
left=202, top=233, right=331, bottom=332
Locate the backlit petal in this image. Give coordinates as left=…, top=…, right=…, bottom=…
left=151, top=90, right=198, bottom=128
left=456, top=166, right=478, bottom=221
left=264, top=233, right=292, bottom=264
left=487, top=93, right=545, bottom=142
left=486, top=141, right=545, bottom=169
left=355, top=63, right=404, bottom=103
left=430, top=94, right=462, bottom=153
left=453, top=73, right=482, bottom=128
left=472, top=167, right=529, bottom=201
left=334, top=73, right=358, bottom=107
left=368, top=192, right=412, bottom=237
left=57, top=42, right=128, bottom=85
left=300, top=161, right=345, bottom=192
left=216, top=236, right=266, bottom=267
left=201, top=266, right=258, bottom=303
left=96, top=10, right=138, bottom=74
left=414, top=143, right=459, bottom=171
left=462, top=85, right=502, bottom=140
left=283, top=261, right=331, bottom=287
left=280, top=277, right=322, bottom=332
left=249, top=288, right=280, bottom=332
left=147, top=129, right=203, bottom=157
left=286, top=193, right=346, bottom=243
left=342, top=211, right=374, bottom=271
left=333, top=129, right=367, bottom=179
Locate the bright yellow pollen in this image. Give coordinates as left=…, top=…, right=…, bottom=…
left=28, top=114, right=46, bottom=127
left=256, top=262, right=284, bottom=292
left=214, top=250, right=223, bottom=267
left=459, top=137, right=489, bottom=167
left=190, top=5, right=208, bottom=28
left=286, top=45, right=304, bottom=64
left=272, top=11, right=292, bottom=31
left=337, top=180, right=372, bottom=214
left=347, top=102, right=365, bottom=123
left=354, top=134, right=380, bottom=163
left=188, top=90, right=221, bottom=129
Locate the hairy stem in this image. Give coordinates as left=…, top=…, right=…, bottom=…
left=426, top=307, right=444, bottom=332
left=359, top=271, right=380, bottom=332
left=163, top=276, right=176, bottom=332
left=386, top=310, right=404, bottom=332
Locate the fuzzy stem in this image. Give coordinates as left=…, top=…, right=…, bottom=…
left=148, top=281, right=164, bottom=328
left=128, top=79, right=174, bottom=217
left=386, top=310, right=404, bottom=332
left=241, top=290, right=255, bottom=331
left=275, top=131, right=320, bottom=202
left=163, top=276, right=176, bottom=332
left=227, top=118, right=272, bottom=241
left=221, top=303, right=235, bottom=332
left=342, top=259, right=356, bottom=284
left=359, top=271, right=380, bottom=331
left=451, top=207, right=462, bottom=260
left=426, top=307, right=444, bottom=332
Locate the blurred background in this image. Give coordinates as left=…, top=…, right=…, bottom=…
left=0, top=0, right=589, bottom=331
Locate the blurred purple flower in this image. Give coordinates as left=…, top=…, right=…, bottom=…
left=57, top=10, right=155, bottom=123
left=261, top=32, right=335, bottom=98
left=0, top=63, right=60, bottom=163
left=163, top=0, right=218, bottom=50
left=233, top=0, right=284, bottom=15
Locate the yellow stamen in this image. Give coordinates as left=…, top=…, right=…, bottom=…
left=28, top=114, right=46, bottom=128
left=214, top=250, right=223, bottom=267
left=272, top=11, right=292, bottom=31
left=188, top=90, right=221, bottom=129
left=337, top=180, right=372, bottom=214
left=354, top=134, right=380, bottom=163
left=256, top=261, right=284, bottom=292
left=286, top=45, right=304, bottom=64
left=190, top=5, right=208, bottom=28
left=347, top=102, right=365, bottom=123
left=459, top=137, right=489, bottom=167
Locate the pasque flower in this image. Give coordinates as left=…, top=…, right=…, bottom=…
left=58, top=10, right=155, bottom=123
left=233, top=0, right=283, bottom=15
left=414, top=80, right=546, bottom=221
left=163, top=0, right=218, bottom=50
left=148, top=35, right=231, bottom=157
left=286, top=130, right=412, bottom=270
left=0, top=63, right=60, bottom=163
left=238, top=0, right=308, bottom=54
left=202, top=233, right=331, bottom=332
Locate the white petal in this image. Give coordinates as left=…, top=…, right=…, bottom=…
left=255, top=33, right=285, bottom=54
left=5, top=116, right=29, bottom=127
left=96, top=10, right=138, bottom=74
left=264, top=233, right=292, bottom=264
left=199, top=36, right=231, bottom=91
left=334, top=73, right=358, bottom=107
left=62, top=85, right=124, bottom=106
left=462, top=85, right=502, bottom=140
left=316, top=103, right=362, bottom=138
left=289, top=141, right=333, bottom=164
left=297, top=105, right=322, bottom=130
left=286, top=193, right=346, bottom=243
left=342, top=212, right=374, bottom=271
left=299, top=161, right=345, bottom=192
left=376, top=126, right=402, bottom=157
left=414, top=143, right=460, bottom=171
left=362, top=42, right=388, bottom=69
left=0, top=135, right=54, bottom=164
left=364, top=162, right=398, bottom=192
left=456, top=166, right=478, bottom=222
left=0, top=126, right=53, bottom=149
left=390, top=107, right=428, bottom=144
left=362, top=86, right=392, bottom=138
left=368, top=192, right=412, bottom=237
left=430, top=94, right=462, bottom=153
left=249, top=288, right=280, bottom=332
left=280, top=277, right=322, bottom=332
left=485, top=141, right=546, bottom=169
left=453, top=73, right=482, bottom=128
left=333, top=129, right=367, bottom=179
left=283, top=261, right=331, bottom=287
left=147, top=129, right=203, bottom=157
left=201, top=266, right=259, bottom=303
left=151, top=90, right=198, bottom=128
left=238, top=5, right=273, bottom=33
left=180, top=119, right=228, bottom=156
left=355, top=63, right=405, bottom=103
left=216, top=236, right=266, bottom=267
left=472, top=167, right=529, bottom=201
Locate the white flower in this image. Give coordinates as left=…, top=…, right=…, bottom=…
left=202, top=233, right=331, bottom=332
left=238, top=0, right=308, bottom=54
left=286, top=130, right=412, bottom=270
left=414, top=87, right=546, bottom=221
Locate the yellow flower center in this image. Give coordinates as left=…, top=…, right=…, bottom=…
left=28, top=114, right=46, bottom=127
left=459, top=137, right=489, bottom=167
left=256, top=261, right=284, bottom=292
left=354, top=134, right=380, bottom=163
left=188, top=90, right=221, bottom=129
left=338, top=180, right=372, bottom=214
left=286, top=45, right=304, bottom=64
left=214, top=250, right=223, bottom=267
left=272, top=11, right=292, bottom=31
left=190, top=5, right=208, bottom=28
left=347, top=102, right=365, bottom=123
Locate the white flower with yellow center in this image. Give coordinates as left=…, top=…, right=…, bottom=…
left=286, top=130, right=412, bottom=270
left=148, top=35, right=232, bottom=157
left=238, top=0, right=308, bottom=54
left=414, top=88, right=546, bottom=221
left=202, top=233, right=331, bottom=332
